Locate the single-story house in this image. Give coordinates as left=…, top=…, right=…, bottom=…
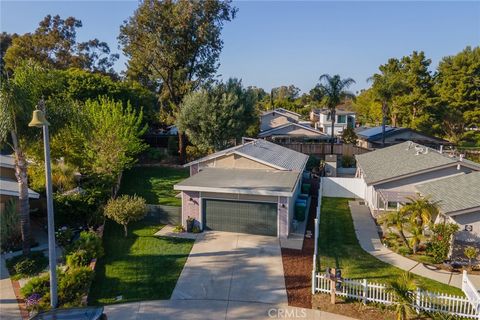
left=355, top=126, right=451, bottom=149
left=355, top=141, right=480, bottom=214
left=415, top=172, right=480, bottom=243
left=174, top=139, right=309, bottom=238
left=1, top=154, right=40, bottom=212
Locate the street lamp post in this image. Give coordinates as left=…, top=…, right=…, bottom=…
left=29, top=105, right=58, bottom=308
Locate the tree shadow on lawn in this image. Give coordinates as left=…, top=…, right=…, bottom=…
left=88, top=219, right=194, bottom=305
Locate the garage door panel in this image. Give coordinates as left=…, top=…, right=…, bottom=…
left=203, top=199, right=277, bottom=236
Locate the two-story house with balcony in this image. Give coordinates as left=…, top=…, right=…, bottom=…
left=310, top=108, right=356, bottom=136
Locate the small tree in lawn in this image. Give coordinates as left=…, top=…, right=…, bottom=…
left=104, top=195, right=147, bottom=237
left=464, top=246, right=479, bottom=271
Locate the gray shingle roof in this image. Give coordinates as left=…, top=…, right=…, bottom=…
left=174, top=167, right=300, bottom=196
left=186, top=139, right=308, bottom=172
left=235, top=139, right=308, bottom=171
left=415, top=172, right=480, bottom=214
left=356, top=141, right=464, bottom=184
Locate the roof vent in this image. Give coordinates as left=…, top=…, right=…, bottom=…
left=459, top=154, right=464, bottom=162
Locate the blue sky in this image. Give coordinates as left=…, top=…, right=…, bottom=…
left=1, top=1, right=479, bottom=93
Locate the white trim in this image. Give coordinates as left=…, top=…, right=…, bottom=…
left=175, top=185, right=294, bottom=197
left=446, top=207, right=480, bottom=217
left=201, top=196, right=280, bottom=237
left=0, top=189, right=40, bottom=199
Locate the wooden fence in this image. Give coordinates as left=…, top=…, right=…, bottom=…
left=313, top=273, right=480, bottom=319
left=275, top=142, right=371, bottom=157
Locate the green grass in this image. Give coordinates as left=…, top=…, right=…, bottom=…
left=88, top=217, right=194, bottom=305
left=119, top=166, right=189, bottom=206
left=318, top=197, right=463, bottom=295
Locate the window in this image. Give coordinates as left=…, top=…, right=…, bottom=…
left=387, top=202, right=398, bottom=210
left=337, top=115, right=347, bottom=123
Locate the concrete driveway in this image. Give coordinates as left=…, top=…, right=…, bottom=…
left=171, top=231, right=287, bottom=305
left=104, top=231, right=358, bottom=319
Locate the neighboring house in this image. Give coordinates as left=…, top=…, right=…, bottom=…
left=355, top=126, right=451, bottom=149
left=355, top=141, right=480, bottom=213
left=258, top=122, right=329, bottom=142
left=174, top=139, right=308, bottom=238
left=310, top=108, right=356, bottom=136
left=260, top=108, right=328, bottom=142
left=416, top=172, right=480, bottom=243
left=260, top=108, right=301, bottom=132
left=0, top=154, right=40, bottom=212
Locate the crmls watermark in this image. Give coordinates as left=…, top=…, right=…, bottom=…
left=267, top=308, right=307, bottom=319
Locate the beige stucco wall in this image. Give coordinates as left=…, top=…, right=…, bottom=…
left=198, top=154, right=274, bottom=170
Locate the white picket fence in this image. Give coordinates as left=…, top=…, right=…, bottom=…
left=463, top=270, right=480, bottom=313
left=313, top=273, right=480, bottom=319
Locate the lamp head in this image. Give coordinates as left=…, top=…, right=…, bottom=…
left=29, top=109, right=50, bottom=127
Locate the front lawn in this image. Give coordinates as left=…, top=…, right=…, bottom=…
left=88, top=217, right=194, bottom=305
left=319, top=197, right=462, bottom=295
left=119, top=166, right=189, bottom=206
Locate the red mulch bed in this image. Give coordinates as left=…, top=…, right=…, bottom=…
left=280, top=178, right=318, bottom=309
left=11, top=278, right=29, bottom=319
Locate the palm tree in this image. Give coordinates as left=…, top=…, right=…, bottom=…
left=386, top=272, right=420, bottom=320
left=368, top=73, right=405, bottom=146
left=378, top=210, right=410, bottom=248
left=401, top=197, right=438, bottom=231
left=315, top=74, right=356, bottom=154
left=408, top=225, right=425, bottom=254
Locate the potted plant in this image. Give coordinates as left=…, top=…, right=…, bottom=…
left=186, top=216, right=195, bottom=233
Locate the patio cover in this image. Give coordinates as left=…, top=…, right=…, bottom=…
left=377, top=189, right=417, bottom=204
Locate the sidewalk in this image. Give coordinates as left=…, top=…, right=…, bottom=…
left=0, top=256, right=22, bottom=320
left=348, top=201, right=480, bottom=289
left=104, top=299, right=357, bottom=320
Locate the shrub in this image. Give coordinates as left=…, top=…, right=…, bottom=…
left=66, top=231, right=104, bottom=263
left=192, top=225, right=201, bottom=233
left=7, top=252, right=48, bottom=278
left=306, top=156, right=320, bottom=171
left=21, top=273, right=50, bottom=298
left=66, top=249, right=91, bottom=268
left=398, top=246, right=412, bottom=256
left=54, top=188, right=104, bottom=228
left=0, top=198, right=21, bottom=251
left=426, top=222, right=460, bottom=263
left=55, top=227, right=74, bottom=247
left=58, top=267, right=94, bottom=305
left=104, top=195, right=147, bottom=237
left=147, top=147, right=164, bottom=161
left=341, top=155, right=356, bottom=168
left=341, top=126, right=358, bottom=144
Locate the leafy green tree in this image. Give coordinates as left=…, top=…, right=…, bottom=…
left=65, top=97, right=148, bottom=184
left=177, top=78, right=257, bottom=153
left=386, top=272, right=420, bottom=320
left=426, top=222, right=460, bottom=263
left=315, top=74, right=356, bottom=154
left=104, top=195, right=147, bottom=237
left=3, top=15, right=118, bottom=74
left=119, top=0, right=237, bottom=163
left=341, top=126, right=358, bottom=144
left=0, top=32, right=16, bottom=76
left=352, top=88, right=383, bottom=125
left=435, top=46, right=480, bottom=144
left=369, top=61, right=407, bottom=146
